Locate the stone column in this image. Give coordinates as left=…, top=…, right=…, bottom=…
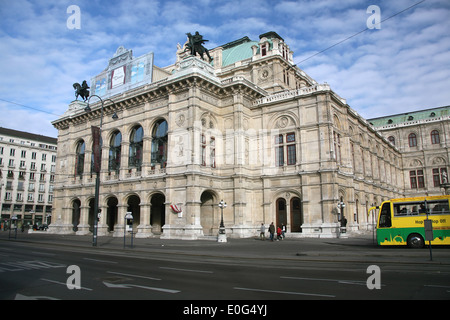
left=113, top=204, right=127, bottom=237
left=76, top=205, right=91, bottom=235
left=136, top=202, right=153, bottom=238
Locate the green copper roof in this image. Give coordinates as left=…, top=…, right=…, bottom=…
left=368, top=106, right=450, bottom=127
left=221, top=39, right=258, bottom=67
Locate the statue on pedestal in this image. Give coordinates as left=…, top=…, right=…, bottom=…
left=185, top=32, right=213, bottom=62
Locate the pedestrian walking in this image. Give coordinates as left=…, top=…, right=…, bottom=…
left=269, top=222, right=275, bottom=241
left=260, top=223, right=266, bottom=240
left=281, top=224, right=286, bottom=239
left=276, top=226, right=282, bottom=241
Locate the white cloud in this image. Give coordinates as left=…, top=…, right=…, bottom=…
left=0, top=0, right=449, bottom=138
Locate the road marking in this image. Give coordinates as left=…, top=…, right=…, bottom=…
left=83, top=258, right=117, bottom=264
left=41, top=278, right=93, bottom=291
left=0, top=260, right=65, bottom=273
left=159, top=267, right=213, bottom=274
left=15, top=293, right=59, bottom=300
left=281, top=276, right=371, bottom=286
left=103, top=281, right=180, bottom=293
left=234, top=287, right=335, bottom=298
left=107, top=271, right=161, bottom=281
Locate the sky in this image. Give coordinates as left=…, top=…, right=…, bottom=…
left=0, top=0, right=449, bottom=138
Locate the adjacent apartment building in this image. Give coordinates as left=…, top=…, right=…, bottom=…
left=0, top=127, right=57, bottom=229
left=49, top=31, right=448, bottom=239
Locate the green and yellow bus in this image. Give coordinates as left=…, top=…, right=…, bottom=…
left=368, top=195, right=450, bottom=248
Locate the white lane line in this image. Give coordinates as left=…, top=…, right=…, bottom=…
left=103, top=281, right=180, bottom=293
left=159, top=267, right=213, bottom=274
left=281, top=276, right=368, bottom=286
left=234, top=287, right=335, bottom=298
left=83, top=258, right=118, bottom=264
left=40, top=278, right=93, bottom=291
left=107, top=271, right=161, bottom=281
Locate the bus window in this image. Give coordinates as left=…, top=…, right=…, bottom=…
left=428, top=200, right=450, bottom=215
left=379, top=203, right=391, bottom=228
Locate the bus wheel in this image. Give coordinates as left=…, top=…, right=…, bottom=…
left=407, top=234, right=424, bottom=248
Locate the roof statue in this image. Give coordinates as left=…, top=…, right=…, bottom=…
left=183, top=32, right=213, bottom=62
left=73, top=80, right=90, bottom=102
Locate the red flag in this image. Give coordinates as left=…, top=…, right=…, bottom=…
left=91, top=126, right=101, bottom=173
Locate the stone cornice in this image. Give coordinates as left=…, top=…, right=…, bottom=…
left=53, top=63, right=267, bottom=130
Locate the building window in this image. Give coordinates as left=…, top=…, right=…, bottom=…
left=433, top=168, right=447, bottom=187
left=431, top=130, right=440, bottom=144
left=109, top=131, right=122, bottom=173
left=286, top=133, right=296, bottom=165
left=151, top=120, right=168, bottom=168
left=275, top=133, right=296, bottom=166
left=333, top=131, right=341, bottom=164
left=210, top=137, right=216, bottom=168
left=201, top=134, right=206, bottom=166
left=275, top=135, right=284, bottom=166
left=410, top=170, right=424, bottom=189
left=408, top=133, right=417, bottom=147
left=261, top=43, right=267, bottom=56
left=75, top=140, right=85, bottom=177
left=129, top=125, right=143, bottom=170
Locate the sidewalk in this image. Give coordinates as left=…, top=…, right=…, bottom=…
left=1, top=230, right=450, bottom=265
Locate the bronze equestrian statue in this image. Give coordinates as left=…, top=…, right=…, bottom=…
left=185, top=32, right=213, bottom=62
left=73, top=80, right=90, bottom=101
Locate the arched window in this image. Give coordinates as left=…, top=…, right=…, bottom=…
left=431, top=130, right=440, bottom=144
left=109, top=131, right=122, bottom=173
left=129, top=126, right=143, bottom=170
left=408, top=133, right=417, bottom=147
left=75, top=140, right=85, bottom=176
left=151, top=120, right=168, bottom=168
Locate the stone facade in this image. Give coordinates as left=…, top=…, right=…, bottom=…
left=0, top=127, right=57, bottom=229
left=368, top=106, right=450, bottom=198
left=50, top=32, right=442, bottom=239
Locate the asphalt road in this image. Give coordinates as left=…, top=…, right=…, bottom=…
left=1, top=233, right=450, bottom=304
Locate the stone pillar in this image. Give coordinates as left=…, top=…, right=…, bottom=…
left=113, top=205, right=127, bottom=237
left=97, top=203, right=109, bottom=236
left=76, top=205, right=91, bottom=235
left=136, top=203, right=153, bottom=238
left=48, top=206, right=75, bottom=234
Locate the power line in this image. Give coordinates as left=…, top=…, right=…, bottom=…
left=297, top=0, right=426, bottom=65
left=0, top=98, right=61, bottom=117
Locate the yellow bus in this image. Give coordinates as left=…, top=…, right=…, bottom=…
left=368, top=195, right=450, bottom=248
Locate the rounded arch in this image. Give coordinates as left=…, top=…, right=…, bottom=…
left=105, top=195, right=118, bottom=232
left=333, top=114, right=342, bottom=130
left=276, top=198, right=287, bottom=229
left=150, top=192, right=166, bottom=234
left=151, top=119, right=168, bottom=168
left=200, top=112, right=218, bottom=129
left=268, top=113, right=299, bottom=130
left=71, top=198, right=81, bottom=232
left=126, top=194, right=141, bottom=232
left=108, top=130, right=122, bottom=173
left=290, top=197, right=303, bottom=232
left=129, top=124, right=144, bottom=170
left=408, top=132, right=418, bottom=147
left=200, top=190, right=218, bottom=236
left=75, top=139, right=86, bottom=176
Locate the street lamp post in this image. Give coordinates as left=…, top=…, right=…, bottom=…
left=337, top=201, right=347, bottom=237
left=84, top=95, right=118, bottom=247
left=218, top=199, right=227, bottom=243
